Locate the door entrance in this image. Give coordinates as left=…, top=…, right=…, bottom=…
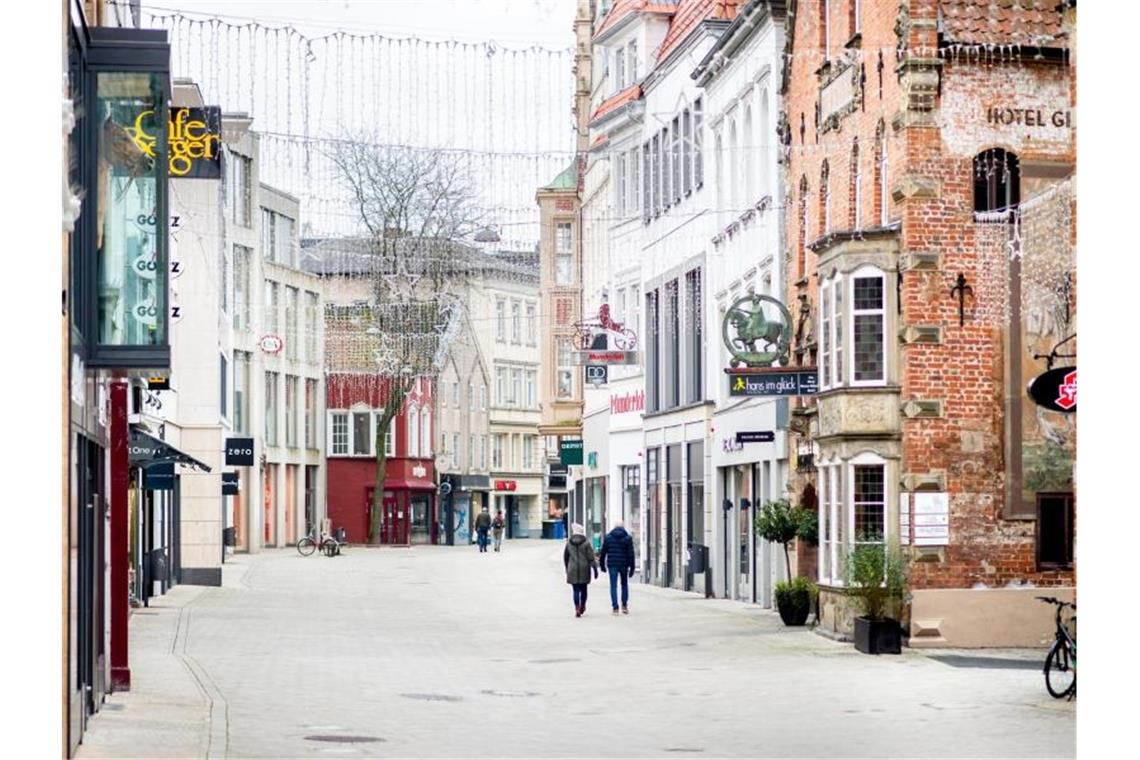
left=382, top=493, right=409, bottom=545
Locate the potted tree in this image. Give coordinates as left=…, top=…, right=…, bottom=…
left=845, top=544, right=907, bottom=654
left=756, top=499, right=816, bottom=626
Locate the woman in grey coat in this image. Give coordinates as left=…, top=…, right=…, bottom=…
left=563, top=523, right=598, bottom=617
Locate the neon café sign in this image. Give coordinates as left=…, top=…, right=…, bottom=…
left=130, top=107, right=222, bottom=178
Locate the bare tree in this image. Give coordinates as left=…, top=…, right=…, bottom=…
left=327, top=139, right=483, bottom=543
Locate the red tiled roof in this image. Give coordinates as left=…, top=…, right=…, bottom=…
left=939, top=0, right=1065, bottom=46
left=589, top=84, right=642, bottom=123
left=590, top=133, right=610, bottom=149
left=595, top=1, right=679, bottom=41
left=655, top=0, right=741, bottom=62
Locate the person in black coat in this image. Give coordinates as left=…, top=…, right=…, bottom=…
left=599, top=521, right=636, bottom=615
left=564, top=523, right=598, bottom=617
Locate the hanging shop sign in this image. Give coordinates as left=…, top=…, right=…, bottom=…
left=549, top=462, right=569, bottom=475
left=147, top=376, right=170, bottom=391
left=586, top=364, right=608, bottom=386
left=130, top=106, right=222, bottom=179
left=494, top=480, right=517, bottom=492
left=144, top=462, right=175, bottom=491
left=258, top=334, right=284, bottom=354
left=1028, top=366, right=1076, bottom=413
left=224, top=437, right=255, bottom=466
left=736, top=430, right=775, bottom=444
left=722, top=294, right=793, bottom=368
left=727, top=369, right=819, bottom=397
left=572, top=350, right=640, bottom=365
left=222, top=471, right=240, bottom=496
left=560, top=439, right=584, bottom=466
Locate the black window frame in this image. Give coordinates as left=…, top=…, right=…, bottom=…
left=1035, top=493, right=1074, bottom=570
left=973, top=148, right=1021, bottom=213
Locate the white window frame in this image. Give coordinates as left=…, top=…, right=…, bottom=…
left=853, top=0, right=862, bottom=35
left=511, top=300, right=521, bottom=344
left=480, top=384, right=487, bottom=411
left=849, top=266, right=887, bottom=387
left=525, top=303, right=537, bottom=344
left=329, top=411, right=348, bottom=455
left=349, top=407, right=371, bottom=457
left=382, top=414, right=395, bottom=457
left=525, top=369, right=536, bottom=408
left=614, top=151, right=626, bottom=217
left=454, top=433, right=461, bottom=466
left=480, top=435, right=488, bottom=470
left=452, top=381, right=459, bottom=407
left=493, top=434, right=504, bottom=469
left=848, top=452, right=889, bottom=554
left=409, top=407, right=421, bottom=457
left=496, top=367, right=506, bottom=405
left=495, top=299, right=506, bottom=342
left=820, top=283, right=831, bottom=391
left=833, top=277, right=844, bottom=387
left=421, top=409, right=432, bottom=456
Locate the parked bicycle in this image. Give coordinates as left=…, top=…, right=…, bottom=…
left=1037, top=596, right=1075, bottom=699
left=297, top=529, right=342, bottom=557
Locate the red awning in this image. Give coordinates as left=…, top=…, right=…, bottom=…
left=383, top=478, right=436, bottom=491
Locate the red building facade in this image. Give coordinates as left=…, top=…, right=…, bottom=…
left=783, top=0, right=1075, bottom=646
left=325, top=374, right=437, bottom=545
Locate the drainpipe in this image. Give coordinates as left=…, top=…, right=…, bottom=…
left=722, top=498, right=733, bottom=598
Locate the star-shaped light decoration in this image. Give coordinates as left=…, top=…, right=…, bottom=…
left=1006, top=218, right=1023, bottom=261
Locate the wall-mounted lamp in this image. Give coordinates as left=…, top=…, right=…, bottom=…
left=949, top=273, right=974, bottom=327
left=722, top=498, right=734, bottom=513
left=740, top=497, right=752, bottom=510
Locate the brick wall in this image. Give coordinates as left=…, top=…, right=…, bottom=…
left=784, top=0, right=1074, bottom=592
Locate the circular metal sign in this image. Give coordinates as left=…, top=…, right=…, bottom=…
left=721, top=294, right=792, bottom=368
left=1028, top=366, right=1076, bottom=414
left=258, top=334, right=284, bottom=354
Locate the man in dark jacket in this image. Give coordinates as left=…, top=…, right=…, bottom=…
left=474, top=508, right=492, bottom=553
left=599, top=521, right=636, bottom=615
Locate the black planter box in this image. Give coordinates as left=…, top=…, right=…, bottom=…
left=776, top=594, right=811, bottom=626
left=854, top=616, right=902, bottom=654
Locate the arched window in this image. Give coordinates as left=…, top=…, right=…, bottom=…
left=420, top=409, right=432, bottom=457
left=820, top=160, right=831, bottom=235
left=850, top=139, right=861, bottom=230
left=407, top=406, right=419, bottom=458
left=743, top=104, right=754, bottom=205
left=973, top=148, right=1020, bottom=213
left=798, top=175, right=809, bottom=278
left=877, top=122, right=889, bottom=226
left=728, top=120, right=739, bottom=214
left=758, top=89, right=770, bottom=199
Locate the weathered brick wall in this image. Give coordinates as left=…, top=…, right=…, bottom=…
left=785, top=1, right=1074, bottom=591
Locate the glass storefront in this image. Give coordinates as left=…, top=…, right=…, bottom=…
left=96, top=72, right=167, bottom=348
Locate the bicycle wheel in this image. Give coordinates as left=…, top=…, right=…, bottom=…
left=297, top=536, right=316, bottom=557
left=1044, top=640, right=1076, bottom=698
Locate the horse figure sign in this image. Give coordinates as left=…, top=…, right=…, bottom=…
left=722, top=294, right=792, bottom=368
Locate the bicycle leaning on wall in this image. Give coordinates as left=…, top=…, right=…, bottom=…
left=1037, top=596, right=1076, bottom=700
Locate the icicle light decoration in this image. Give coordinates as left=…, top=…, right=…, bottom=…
left=139, top=6, right=575, bottom=250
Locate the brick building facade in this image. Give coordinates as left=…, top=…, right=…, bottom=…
left=782, top=0, right=1075, bottom=647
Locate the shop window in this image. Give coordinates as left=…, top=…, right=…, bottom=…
left=95, top=71, right=168, bottom=353
left=1036, top=494, right=1074, bottom=570
left=973, top=148, right=1020, bottom=213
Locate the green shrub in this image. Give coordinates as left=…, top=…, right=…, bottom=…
left=795, top=507, right=819, bottom=546
left=755, top=499, right=798, bottom=578
left=774, top=575, right=818, bottom=604
left=844, top=545, right=908, bottom=621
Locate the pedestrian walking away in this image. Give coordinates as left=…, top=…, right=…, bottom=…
left=492, top=510, right=506, bottom=552
left=474, top=507, right=492, bottom=553
left=599, top=520, right=636, bottom=615
left=564, top=523, right=598, bottom=617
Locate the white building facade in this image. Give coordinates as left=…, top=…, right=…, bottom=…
left=693, top=0, right=790, bottom=608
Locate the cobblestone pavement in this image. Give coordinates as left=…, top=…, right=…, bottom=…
left=77, top=541, right=1074, bottom=759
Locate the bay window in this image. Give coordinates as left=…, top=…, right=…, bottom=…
left=819, top=267, right=886, bottom=389
left=852, top=269, right=886, bottom=384
left=555, top=223, right=573, bottom=285
left=817, top=454, right=887, bottom=586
